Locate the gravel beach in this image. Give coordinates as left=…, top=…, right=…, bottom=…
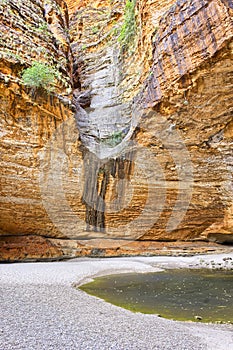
left=0, top=254, right=233, bottom=350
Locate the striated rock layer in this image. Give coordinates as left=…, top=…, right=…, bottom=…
left=0, top=0, right=77, bottom=260
left=0, top=0, right=233, bottom=261
left=136, top=0, right=233, bottom=243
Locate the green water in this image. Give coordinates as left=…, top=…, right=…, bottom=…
left=79, top=269, right=233, bottom=323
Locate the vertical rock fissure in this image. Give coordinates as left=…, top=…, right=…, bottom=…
left=70, top=4, right=136, bottom=233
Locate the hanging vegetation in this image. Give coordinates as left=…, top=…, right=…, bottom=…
left=118, top=0, right=137, bottom=50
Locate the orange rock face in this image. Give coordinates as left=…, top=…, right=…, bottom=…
left=0, top=0, right=233, bottom=261
left=0, top=0, right=75, bottom=247
left=136, top=0, right=233, bottom=242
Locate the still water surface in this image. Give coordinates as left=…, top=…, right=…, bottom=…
left=80, top=269, right=233, bottom=323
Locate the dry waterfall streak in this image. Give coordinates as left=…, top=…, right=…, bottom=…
left=38, top=108, right=194, bottom=246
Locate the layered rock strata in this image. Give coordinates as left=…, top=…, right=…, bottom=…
left=0, top=0, right=75, bottom=259
left=69, top=0, right=233, bottom=243
left=0, top=0, right=233, bottom=261
left=136, top=0, right=233, bottom=242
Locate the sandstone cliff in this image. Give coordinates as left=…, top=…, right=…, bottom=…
left=0, top=0, right=232, bottom=261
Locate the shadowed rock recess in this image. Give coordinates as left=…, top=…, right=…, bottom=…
left=0, top=0, right=233, bottom=261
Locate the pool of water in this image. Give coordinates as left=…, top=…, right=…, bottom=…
left=79, top=269, right=233, bottom=323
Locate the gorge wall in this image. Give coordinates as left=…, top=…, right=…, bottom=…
left=0, top=0, right=233, bottom=261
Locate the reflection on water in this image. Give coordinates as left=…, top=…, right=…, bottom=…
left=80, top=269, right=233, bottom=323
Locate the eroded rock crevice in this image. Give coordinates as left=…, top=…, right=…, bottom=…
left=70, top=2, right=137, bottom=233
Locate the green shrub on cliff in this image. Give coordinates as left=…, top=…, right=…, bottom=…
left=21, top=62, right=57, bottom=91
left=118, top=0, right=137, bottom=49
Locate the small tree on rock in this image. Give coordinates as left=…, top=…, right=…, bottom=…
left=21, top=62, right=57, bottom=91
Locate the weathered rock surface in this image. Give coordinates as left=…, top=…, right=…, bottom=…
left=0, top=0, right=233, bottom=261
left=136, top=0, right=233, bottom=242
left=0, top=0, right=76, bottom=250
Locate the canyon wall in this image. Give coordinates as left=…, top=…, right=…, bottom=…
left=0, top=0, right=232, bottom=260
left=0, top=0, right=76, bottom=259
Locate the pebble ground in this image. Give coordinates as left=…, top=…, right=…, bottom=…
left=1, top=255, right=233, bottom=350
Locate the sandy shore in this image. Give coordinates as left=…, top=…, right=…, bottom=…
left=0, top=254, right=233, bottom=350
